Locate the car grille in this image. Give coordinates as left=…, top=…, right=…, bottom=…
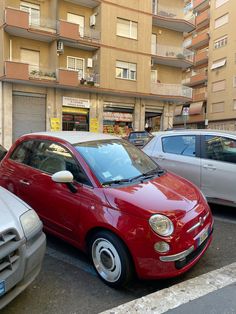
left=0, top=230, right=21, bottom=276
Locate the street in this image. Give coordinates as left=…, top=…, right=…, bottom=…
left=2, top=204, right=236, bottom=314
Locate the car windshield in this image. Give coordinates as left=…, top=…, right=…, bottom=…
left=74, top=139, right=160, bottom=185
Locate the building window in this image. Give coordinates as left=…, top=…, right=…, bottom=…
left=116, top=61, right=137, bottom=80
left=214, top=36, right=227, bottom=49
left=214, top=13, right=229, bottom=29
left=116, top=18, right=138, bottom=39
left=212, top=80, right=226, bottom=92
left=215, top=0, right=229, bottom=8
left=67, top=13, right=85, bottom=37
left=20, top=1, right=40, bottom=26
left=233, top=76, right=236, bottom=88
left=211, top=102, right=224, bottom=113
left=67, top=56, right=84, bottom=79
left=211, top=58, right=226, bottom=70
left=20, top=48, right=39, bottom=73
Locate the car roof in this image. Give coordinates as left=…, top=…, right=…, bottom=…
left=23, top=131, right=120, bottom=145
left=152, top=129, right=236, bottom=137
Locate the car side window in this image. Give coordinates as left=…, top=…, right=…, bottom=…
left=204, top=135, right=236, bottom=164
left=10, top=141, right=34, bottom=164
left=28, top=141, right=92, bottom=186
left=162, top=135, right=196, bottom=157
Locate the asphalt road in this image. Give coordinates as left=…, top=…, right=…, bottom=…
left=2, top=204, right=236, bottom=314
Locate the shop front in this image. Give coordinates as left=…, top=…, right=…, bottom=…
left=145, top=105, right=163, bottom=132
left=103, top=103, right=134, bottom=137
left=62, top=97, right=90, bottom=131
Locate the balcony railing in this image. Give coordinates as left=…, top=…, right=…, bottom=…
left=19, top=9, right=56, bottom=30
left=29, top=67, right=56, bottom=80
left=153, top=4, right=195, bottom=23
left=152, top=44, right=194, bottom=62
left=151, top=83, right=192, bottom=98
left=57, top=68, right=100, bottom=87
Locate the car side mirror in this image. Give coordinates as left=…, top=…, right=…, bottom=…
left=52, top=171, right=77, bottom=193
left=52, top=171, right=73, bottom=183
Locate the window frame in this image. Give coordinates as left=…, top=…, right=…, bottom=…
left=67, top=56, right=85, bottom=79
left=116, top=60, right=137, bottom=81
left=116, top=18, right=138, bottom=40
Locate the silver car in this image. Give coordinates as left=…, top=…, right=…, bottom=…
left=0, top=187, right=46, bottom=309
left=143, top=129, right=236, bottom=207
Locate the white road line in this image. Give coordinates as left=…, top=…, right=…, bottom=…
left=100, top=262, right=236, bottom=314
left=46, top=247, right=97, bottom=276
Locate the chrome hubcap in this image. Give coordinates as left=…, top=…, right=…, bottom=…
left=92, top=238, right=121, bottom=283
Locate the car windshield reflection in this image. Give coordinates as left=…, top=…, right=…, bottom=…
left=74, top=139, right=159, bottom=185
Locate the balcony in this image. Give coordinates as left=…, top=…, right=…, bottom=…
left=195, top=50, right=208, bottom=66
left=58, top=20, right=100, bottom=49
left=193, top=88, right=207, bottom=102
left=183, top=71, right=207, bottom=87
left=4, top=7, right=56, bottom=42
left=151, top=83, right=192, bottom=101
left=195, top=9, right=210, bottom=28
left=189, top=32, right=209, bottom=49
left=151, top=44, right=194, bottom=69
left=64, top=0, right=100, bottom=8
left=193, top=0, right=210, bottom=13
left=152, top=5, right=195, bottom=32
left=57, top=69, right=100, bottom=88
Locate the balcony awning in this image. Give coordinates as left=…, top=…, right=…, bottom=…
left=211, top=58, right=226, bottom=70
left=189, top=101, right=203, bottom=115
left=174, top=105, right=183, bottom=116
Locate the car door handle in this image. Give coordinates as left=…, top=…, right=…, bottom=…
left=19, top=179, right=30, bottom=186
left=157, top=155, right=165, bottom=160
left=203, top=164, right=216, bottom=170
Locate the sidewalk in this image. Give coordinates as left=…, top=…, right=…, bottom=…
left=101, top=262, right=236, bottom=314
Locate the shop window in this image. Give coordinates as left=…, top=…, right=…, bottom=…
left=117, top=18, right=137, bottom=39
left=116, top=61, right=136, bottom=80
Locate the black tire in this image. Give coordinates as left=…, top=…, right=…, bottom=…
left=88, top=230, right=133, bottom=288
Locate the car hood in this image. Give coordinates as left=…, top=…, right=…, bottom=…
left=103, top=172, right=200, bottom=220
left=0, top=187, right=30, bottom=234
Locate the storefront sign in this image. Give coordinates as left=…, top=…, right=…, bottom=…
left=62, top=107, right=88, bottom=114
left=63, top=97, right=90, bottom=108
left=103, top=112, right=133, bottom=122
left=50, top=118, right=60, bottom=131
left=90, top=118, right=99, bottom=133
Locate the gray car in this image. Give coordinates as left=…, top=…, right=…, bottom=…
left=143, top=129, right=236, bottom=207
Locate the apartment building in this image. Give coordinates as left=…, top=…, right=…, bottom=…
left=207, top=0, right=236, bottom=130
left=174, top=0, right=210, bottom=128
left=0, top=0, right=194, bottom=148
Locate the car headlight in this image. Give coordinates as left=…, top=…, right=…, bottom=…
left=20, top=210, right=42, bottom=239
left=149, top=214, right=174, bottom=237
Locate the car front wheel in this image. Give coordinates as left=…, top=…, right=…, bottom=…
left=89, top=231, right=133, bottom=288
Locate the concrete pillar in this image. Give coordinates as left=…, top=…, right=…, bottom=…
left=2, top=82, right=13, bottom=149
left=55, top=89, right=63, bottom=130
left=162, top=103, right=174, bottom=130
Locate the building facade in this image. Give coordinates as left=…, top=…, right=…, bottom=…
left=0, top=0, right=194, bottom=148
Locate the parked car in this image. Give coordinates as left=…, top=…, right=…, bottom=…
left=0, top=187, right=46, bottom=310
left=127, top=131, right=152, bottom=148
left=143, top=129, right=236, bottom=207
left=0, top=132, right=213, bottom=288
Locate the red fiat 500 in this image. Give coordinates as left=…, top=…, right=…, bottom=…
left=0, top=132, right=213, bottom=287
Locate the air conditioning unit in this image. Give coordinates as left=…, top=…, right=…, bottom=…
left=87, top=58, right=93, bottom=68
left=90, top=14, right=96, bottom=27
left=57, top=41, right=64, bottom=53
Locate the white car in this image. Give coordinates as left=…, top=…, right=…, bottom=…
left=0, top=187, right=46, bottom=309
left=143, top=129, right=236, bottom=207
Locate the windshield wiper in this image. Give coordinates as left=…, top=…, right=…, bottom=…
left=102, top=178, right=131, bottom=186
left=130, top=168, right=166, bottom=182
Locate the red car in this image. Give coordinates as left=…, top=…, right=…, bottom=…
left=0, top=132, right=213, bottom=288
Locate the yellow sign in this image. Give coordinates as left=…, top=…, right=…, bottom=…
left=90, top=118, right=99, bottom=133
left=50, top=118, right=60, bottom=131
left=62, top=107, right=88, bottom=114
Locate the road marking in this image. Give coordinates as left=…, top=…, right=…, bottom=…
left=100, top=262, right=236, bottom=314
left=46, top=247, right=97, bottom=276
